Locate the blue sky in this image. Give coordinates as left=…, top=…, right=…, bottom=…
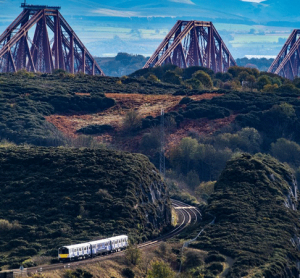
left=1, top=0, right=300, bottom=58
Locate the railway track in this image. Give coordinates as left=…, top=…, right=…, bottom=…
left=21, top=199, right=201, bottom=275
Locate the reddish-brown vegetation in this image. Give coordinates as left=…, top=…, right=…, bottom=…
left=46, top=93, right=223, bottom=140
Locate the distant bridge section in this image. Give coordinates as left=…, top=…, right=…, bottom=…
left=0, top=3, right=104, bottom=75
left=144, top=20, right=236, bottom=73
left=268, top=29, right=300, bottom=80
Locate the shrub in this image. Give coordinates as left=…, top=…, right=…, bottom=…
left=257, top=75, right=271, bottom=90
left=262, top=84, right=278, bottom=92
left=0, top=219, right=21, bottom=233
left=204, top=253, right=225, bottom=264
left=123, top=109, right=142, bottom=131
left=207, top=262, right=223, bottom=274
left=64, top=269, right=93, bottom=278
left=195, top=181, right=216, bottom=201
left=147, top=74, right=160, bottom=82
left=162, top=71, right=182, bottom=85
left=76, top=124, right=114, bottom=135
left=147, top=260, right=175, bottom=278
left=192, top=70, right=213, bottom=89
left=183, top=250, right=203, bottom=270
left=140, top=130, right=160, bottom=152
left=125, top=245, right=142, bottom=266
left=122, top=268, right=135, bottom=278
left=271, top=138, right=300, bottom=168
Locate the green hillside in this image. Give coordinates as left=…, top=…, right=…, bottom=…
left=0, top=146, right=171, bottom=269
left=192, top=154, right=300, bottom=278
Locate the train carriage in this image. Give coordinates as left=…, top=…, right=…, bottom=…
left=58, top=242, right=91, bottom=261
left=58, top=235, right=128, bottom=262
left=89, top=238, right=111, bottom=256
left=109, top=235, right=128, bottom=251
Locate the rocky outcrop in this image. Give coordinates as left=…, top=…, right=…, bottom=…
left=192, top=154, right=300, bottom=278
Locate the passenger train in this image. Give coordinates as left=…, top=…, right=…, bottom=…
left=58, top=235, right=128, bottom=262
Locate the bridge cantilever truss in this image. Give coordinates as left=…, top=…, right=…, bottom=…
left=0, top=3, right=104, bottom=75
left=268, top=29, right=300, bottom=80
left=144, top=20, right=236, bottom=72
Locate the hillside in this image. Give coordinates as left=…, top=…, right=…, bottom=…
left=95, top=53, right=148, bottom=77
left=0, top=70, right=201, bottom=146
left=0, top=146, right=171, bottom=269
left=191, top=154, right=300, bottom=278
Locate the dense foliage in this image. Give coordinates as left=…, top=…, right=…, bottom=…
left=192, top=154, right=300, bottom=277
left=0, top=147, right=171, bottom=269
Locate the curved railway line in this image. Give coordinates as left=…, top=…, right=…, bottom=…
left=16, top=199, right=201, bottom=276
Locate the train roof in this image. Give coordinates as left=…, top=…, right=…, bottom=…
left=61, top=242, right=91, bottom=249
left=88, top=238, right=111, bottom=245
left=109, top=235, right=128, bottom=240
left=59, top=235, right=128, bottom=249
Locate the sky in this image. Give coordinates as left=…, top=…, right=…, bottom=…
left=1, top=0, right=300, bottom=59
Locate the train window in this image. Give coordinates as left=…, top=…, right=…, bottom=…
left=59, top=248, right=69, bottom=254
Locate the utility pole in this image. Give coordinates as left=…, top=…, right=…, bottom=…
left=160, top=108, right=165, bottom=179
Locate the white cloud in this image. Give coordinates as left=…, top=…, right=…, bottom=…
left=169, top=0, right=195, bottom=5
left=93, top=8, right=140, bottom=17
left=241, top=0, right=266, bottom=3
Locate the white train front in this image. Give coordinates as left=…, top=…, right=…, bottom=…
left=58, top=235, right=128, bottom=261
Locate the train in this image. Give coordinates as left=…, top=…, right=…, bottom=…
left=58, top=235, right=128, bottom=262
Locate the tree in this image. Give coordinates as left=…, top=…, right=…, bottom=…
left=186, top=170, right=200, bottom=189
left=147, top=261, right=175, bottom=278
left=140, top=129, right=161, bottom=152
left=162, top=71, right=181, bottom=85
left=257, top=75, right=271, bottom=90
left=125, top=245, right=141, bottom=266
left=169, top=137, right=198, bottom=175
left=192, top=70, right=213, bottom=88
left=246, top=75, right=256, bottom=91
left=185, top=78, right=204, bottom=90
left=123, top=109, right=141, bottom=131
left=195, top=181, right=216, bottom=201
left=271, top=138, right=300, bottom=168
left=238, top=71, right=250, bottom=82
left=262, top=84, right=278, bottom=92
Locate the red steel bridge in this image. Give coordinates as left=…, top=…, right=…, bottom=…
left=268, top=29, right=300, bottom=80
left=144, top=20, right=236, bottom=72
left=0, top=3, right=104, bottom=75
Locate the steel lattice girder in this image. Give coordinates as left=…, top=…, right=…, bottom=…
left=268, top=30, right=300, bottom=80
left=0, top=5, right=104, bottom=75
left=143, top=20, right=236, bottom=72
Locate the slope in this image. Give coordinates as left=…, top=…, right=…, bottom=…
left=0, top=146, right=171, bottom=269
left=192, top=154, right=300, bottom=277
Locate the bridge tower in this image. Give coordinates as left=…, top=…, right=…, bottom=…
left=268, top=29, right=300, bottom=80
left=144, top=20, right=236, bottom=72
left=0, top=2, right=104, bottom=75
